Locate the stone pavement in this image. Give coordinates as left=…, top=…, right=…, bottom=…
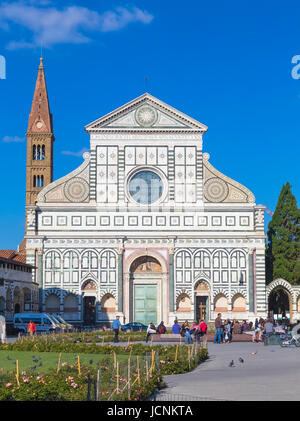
left=160, top=342, right=300, bottom=401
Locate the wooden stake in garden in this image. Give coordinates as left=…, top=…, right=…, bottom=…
left=146, top=360, right=149, bottom=382
left=128, top=357, right=131, bottom=400
left=116, top=362, right=119, bottom=394
left=96, top=369, right=101, bottom=401
left=57, top=352, right=62, bottom=374
left=16, top=360, right=20, bottom=387
left=113, top=351, right=117, bottom=369
left=137, top=356, right=140, bottom=386
left=78, top=354, right=81, bottom=376
left=102, top=336, right=104, bottom=346
left=174, top=345, right=179, bottom=363
left=150, top=335, right=153, bottom=347
left=127, top=336, right=130, bottom=347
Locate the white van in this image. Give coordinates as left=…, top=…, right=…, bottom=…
left=13, top=313, right=60, bottom=334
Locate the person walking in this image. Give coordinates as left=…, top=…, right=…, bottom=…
left=213, top=313, right=222, bottom=344
left=112, top=315, right=122, bottom=343
left=146, top=322, right=156, bottom=343
left=27, top=320, right=36, bottom=336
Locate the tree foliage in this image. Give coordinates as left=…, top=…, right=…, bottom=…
left=266, top=183, right=300, bottom=284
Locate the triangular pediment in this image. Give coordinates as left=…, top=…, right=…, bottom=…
left=85, top=93, right=208, bottom=132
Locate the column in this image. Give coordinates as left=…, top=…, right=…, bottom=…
left=169, top=249, right=175, bottom=312
left=248, top=249, right=255, bottom=313
left=117, top=249, right=123, bottom=313
left=37, top=249, right=43, bottom=312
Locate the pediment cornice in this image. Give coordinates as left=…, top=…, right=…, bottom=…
left=85, top=93, right=208, bottom=133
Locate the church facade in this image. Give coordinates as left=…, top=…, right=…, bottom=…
left=25, top=61, right=269, bottom=326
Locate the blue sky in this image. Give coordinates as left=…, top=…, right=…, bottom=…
left=0, top=0, right=299, bottom=249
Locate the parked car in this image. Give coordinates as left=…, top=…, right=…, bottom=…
left=121, top=322, right=148, bottom=332
left=13, top=313, right=60, bottom=334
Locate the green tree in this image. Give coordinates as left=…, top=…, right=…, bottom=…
left=266, top=183, right=300, bottom=284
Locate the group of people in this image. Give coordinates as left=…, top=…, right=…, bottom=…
left=213, top=313, right=287, bottom=344
left=146, top=318, right=208, bottom=344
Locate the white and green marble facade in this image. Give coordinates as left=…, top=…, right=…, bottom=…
left=25, top=93, right=269, bottom=325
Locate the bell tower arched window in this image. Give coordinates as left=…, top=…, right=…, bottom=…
left=41, top=145, right=45, bottom=160
left=33, top=145, right=36, bottom=160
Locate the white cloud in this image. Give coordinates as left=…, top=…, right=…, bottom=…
left=0, top=2, right=153, bottom=49
left=61, top=147, right=89, bottom=157
left=2, top=135, right=25, bottom=143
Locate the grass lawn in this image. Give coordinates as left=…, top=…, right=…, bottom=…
left=0, top=351, right=131, bottom=373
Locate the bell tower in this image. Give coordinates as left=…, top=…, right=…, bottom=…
left=25, top=58, right=54, bottom=219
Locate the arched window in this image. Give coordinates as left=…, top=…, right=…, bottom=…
left=232, top=294, right=246, bottom=312
left=175, top=250, right=192, bottom=283
left=100, top=294, right=116, bottom=313
left=230, top=251, right=247, bottom=284
left=45, top=294, right=60, bottom=313
left=0, top=297, right=5, bottom=315
left=33, top=175, right=36, bottom=187
left=37, top=145, right=41, bottom=160
left=45, top=251, right=61, bottom=284
left=6, top=289, right=12, bottom=312
left=63, top=294, right=78, bottom=313
left=176, top=293, right=191, bottom=312
left=214, top=294, right=228, bottom=312
left=63, top=251, right=79, bottom=284
left=81, top=251, right=99, bottom=271
left=40, top=175, right=44, bottom=187
left=212, top=251, right=229, bottom=284
left=33, top=145, right=36, bottom=160
left=36, top=176, right=40, bottom=188
left=41, top=145, right=45, bottom=160
left=100, top=250, right=117, bottom=284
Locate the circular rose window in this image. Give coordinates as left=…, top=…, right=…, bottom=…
left=128, top=170, right=163, bottom=204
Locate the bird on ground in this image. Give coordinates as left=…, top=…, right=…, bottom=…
left=38, top=362, right=42, bottom=367
left=251, top=351, right=258, bottom=355
left=239, top=357, right=244, bottom=363
left=33, top=359, right=39, bottom=363
left=31, top=366, right=36, bottom=370
left=6, top=356, right=11, bottom=360
left=228, top=360, right=235, bottom=367
left=89, top=360, right=93, bottom=364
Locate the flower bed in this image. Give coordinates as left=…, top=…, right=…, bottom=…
left=0, top=338, right=208, bottom=400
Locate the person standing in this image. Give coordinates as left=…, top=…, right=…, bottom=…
left=213, top=313, right=222, bottom=344
left=27, top=320, right=36, bottom=336
left=112, top=315, right=122, bottom=343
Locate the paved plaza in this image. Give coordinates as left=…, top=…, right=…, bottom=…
left=161, top=342, right=300, bottom=401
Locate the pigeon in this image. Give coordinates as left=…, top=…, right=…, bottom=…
left=38, top=362, right=42, bottom=367
left=251, top=351, right=257, bottom=355
left=89, top=360, right=93, bottom=365
left=239, top=357, right=244, bottom=363
left=228, top=360, right=235, bottom=367
left=37, top=356, right=41, bottom=360
left=13, top=361, right=16, bottom=365
left=33, top=359, right=39, bottom=363
left=74, top=355, right=78, bottom=359
left=31, top=366, right=36, bottom=370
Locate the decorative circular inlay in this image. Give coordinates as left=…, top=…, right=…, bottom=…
left=36, top=121, right=43, bottom=129
left=204, top=177, right=229, bottom=202
left=135, top=105, right=158, bottom=127
left=64, top=177, right=89, bottom=203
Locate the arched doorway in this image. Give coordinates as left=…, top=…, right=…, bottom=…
left=82, top=280, right=97, bottom=325
left=194, top=280, right=210, bottom=322
left=268, top=287, right=292, bottom=321
left=129, top=256, right=162, bottom=325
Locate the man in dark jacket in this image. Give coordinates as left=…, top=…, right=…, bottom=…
left=213, top=313, right=222, bottom=344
